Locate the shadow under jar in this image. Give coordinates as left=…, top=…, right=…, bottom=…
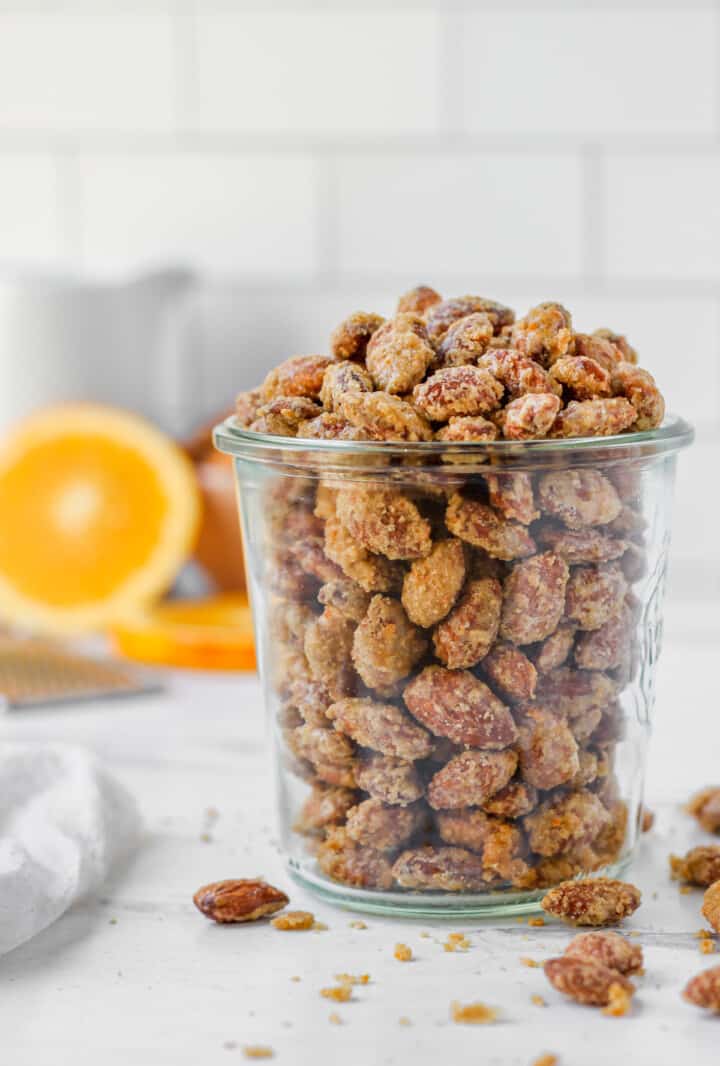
left=214, top=415, right=692, bottom=918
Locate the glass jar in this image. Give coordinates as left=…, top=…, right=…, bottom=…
left=214, top=415, right=693, bottom=918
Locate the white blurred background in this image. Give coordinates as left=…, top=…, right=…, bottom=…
left=0, top=1, right=717, bottom=600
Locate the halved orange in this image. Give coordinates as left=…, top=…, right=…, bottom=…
left=110, top=594, right=256, bottom=671
left=0, top=403, right=200, bottom=633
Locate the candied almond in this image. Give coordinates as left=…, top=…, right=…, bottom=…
left=683, top=965, right=720, bottom=1012
left=482, top=642, right=537, bottom=702
left=366, top=314, right=435, bottom=394
left=550, top=397, right=636, bottom=439
left=352, top=595, right=427, bottom=691
left=446, top=494, right=536, bottom=561
left=512, top=302, right=573, bottom=366
left=435, top=414, right=499, bottom=443
left=336, top=486, right=432, bottom=561
left=544, top=956, right=634, bottom=1008
left=686, top=787, right=720, bottom=834
left=549, top=355, right=611, bottom=399
left=235, top=388, right=262, bottom=427
left=611, top=362, right=664, bottom=431
left=317, top=827, right=394, bottom=890
left=525, top=791, right=609, bottom=857
left=336, top=390, right=433, bottom=442
left=427, top=748, right=518, bottom=810
left=345, top=797, right=426, bottom=853
left=330, top=311, right=385, bottom=362
left=355, top=753, right=424, bottom=806
left=433, top=576, right=503, bottom=669
left=397, top=284, right=442, bottom=316
left=327, top=697, right=433, bottom=760
left=517, top=707, right=579, bottom=791
left=593, top=328, right=637, bottom=364
left=534, top=666, right=617, bottom=718
left=297, top=412, right=371, bottom=441
left=483, top=779, right=538, bottom=818
left=405, top=665, right=517, bottom=749
left=271, top=910, right=315, bottom=931
left=401, top=538, right=466, bottom=628
left=479, top=349, right=560, bottom=399
left=304, top=607, right=357, bottom=700
left=574, top=332, right=624, bottom=372
left=435, top=312, right=494, bottom=366
left=529, top=624, right=577, bottom=673
left=412, top=365, right=503, bottom=422
left=541, top=878, right=641, bottom=926
left=393, top=846, right=487, bottom=891
left=538, top=469, right=622, bottom=529
left=500, top=553, right=569, bottom=646
left=498, top=393, right=562, bottom=440
left=320, top=360, right=373, bottom=410
left=670, top=846, right=720, bottom=887
left=564, top=930, right=644, bottom=975
left=318, top=578, right=371, bottom=623
left=426, top=296, right=514, bottom=344
left=575, top=604, right=632, bottom=670
left=193, top=879, right=288, bottom=924
left=294, top=783, right=357, bottom=835
left=537, top=525, right=627, bottom=565
left=261, top=355, right=332, bottom=402
left=435, top=808, right=492, bottom=853
left=324, top=515, right=400, bottom=593
left=565, top=564, right=628, bottom=632
left=702, top=882, right=720, bottom=933
left=483, top=472, right=539, bottom=526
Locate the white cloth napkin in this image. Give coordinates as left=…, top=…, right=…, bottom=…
left=0, top=743, right=142, bottom=956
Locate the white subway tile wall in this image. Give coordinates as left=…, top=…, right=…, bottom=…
left=0, top=2, right=717, bottom=593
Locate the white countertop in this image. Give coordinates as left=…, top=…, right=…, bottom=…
left=2, top=601, right=719, bottom=1066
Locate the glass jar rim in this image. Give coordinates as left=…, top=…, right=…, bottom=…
left=214, top=412, right=694, bottom=466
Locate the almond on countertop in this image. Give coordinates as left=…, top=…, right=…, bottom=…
left=193, top=879, right=288, bottom=924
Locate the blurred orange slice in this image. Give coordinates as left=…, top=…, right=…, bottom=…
left=110, top=594, right=256, bottom=671
left=0, top=404, right=200, bottom=633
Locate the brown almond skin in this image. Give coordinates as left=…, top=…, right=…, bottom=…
left=541, top=878, right=641, bottom=926
left=684, top=965, right=720, bottom=1012
left=193, top=879, right=289, bottom=923
left=544, top=956, right=635, bottom=1006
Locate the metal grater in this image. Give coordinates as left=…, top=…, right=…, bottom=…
left=0, top=635, right=162, bottom=710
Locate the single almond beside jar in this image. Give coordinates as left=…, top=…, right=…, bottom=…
left=193, top=879, right=289, bottom=923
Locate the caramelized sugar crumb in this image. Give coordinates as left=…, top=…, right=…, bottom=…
left=321, top=986, right=352, bottom=1002
left=271, top=910, right=315, bottom=931
left=451, top=1001, right=498, bottom=1024
left=602, top=981, right=633, bottom=1017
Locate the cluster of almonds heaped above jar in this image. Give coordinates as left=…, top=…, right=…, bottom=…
left=235, top=287, right=665, bottom=895
left=236, top=289, right=664, bottom=443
